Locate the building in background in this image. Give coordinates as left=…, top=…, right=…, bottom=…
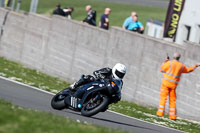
left=146, top=0, right=200, bottom=45
left=175, top=0, right=200, bottom=45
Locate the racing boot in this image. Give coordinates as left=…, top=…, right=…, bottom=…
left=69, top=75, right=95, bottom=90
left=69, top=82, right=77, bottom=90
left=69, top=75, right=85, bottom=90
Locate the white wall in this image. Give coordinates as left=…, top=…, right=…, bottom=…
left=176, top=0, right=200, bottom=45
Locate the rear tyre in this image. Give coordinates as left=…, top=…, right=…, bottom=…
left=81, top=95, right=109, bottom=117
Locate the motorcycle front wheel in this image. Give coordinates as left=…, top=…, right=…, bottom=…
left=51, top=88, right=70, bottom=110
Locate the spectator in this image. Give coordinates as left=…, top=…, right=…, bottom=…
left=63, top=7, right=74, bottom=19
left=99, top=8, right=111, bottom=30
left=83, top=5, right=96, bottom=26
left=53, top=3, right=65, bottom=17
left=131, top=15, right=144, bottom=34
left=123, top=13, right=144, bottom=34
left=122, top=11, right=137, bottom=29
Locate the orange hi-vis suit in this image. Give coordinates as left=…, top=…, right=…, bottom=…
left=156, top=60, right=198, bottom=120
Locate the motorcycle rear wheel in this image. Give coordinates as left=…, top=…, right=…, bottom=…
left=81, top=95, right=109, bottom=117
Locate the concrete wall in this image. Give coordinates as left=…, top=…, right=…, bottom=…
left=0, top=8, right=8, bottom=39
left=0, top=8, right=200, bottom=121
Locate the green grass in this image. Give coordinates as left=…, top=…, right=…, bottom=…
left=0, top=57, right=70, bottom=93
left=1, top=56, right=200, bottom=133
left=19, top=0, right=167, bottom=27
left=110, top=101, right=200, bottom=133
left=0, top=99, right=127, bottom=133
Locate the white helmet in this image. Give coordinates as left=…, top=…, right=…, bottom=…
left=112, top=63, right=126, bottom=80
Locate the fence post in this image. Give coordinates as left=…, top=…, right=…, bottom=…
left=0, top=0, right=5, bottom=7
left=15, top=0, right=21, bottom=12
left=29, top=0, right=38, bottom=13
left=11, top=0, right=15, bottom=10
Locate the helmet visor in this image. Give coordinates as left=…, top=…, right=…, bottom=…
left=115, top=70, right=125, bottom=79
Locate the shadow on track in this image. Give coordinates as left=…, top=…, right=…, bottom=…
left=63, top=110, right=160, bottom=132
left=91, top=116, right=160, bottom=132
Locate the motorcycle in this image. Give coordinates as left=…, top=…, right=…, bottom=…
left=51, top=79, right=119, bottom=117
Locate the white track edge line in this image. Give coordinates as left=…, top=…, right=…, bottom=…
left=0, top=76, right=54, bottom=95
left=0, top=76, right=186, bottom=133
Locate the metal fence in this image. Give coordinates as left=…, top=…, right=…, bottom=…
left=0, top=0, right=38, bottom=13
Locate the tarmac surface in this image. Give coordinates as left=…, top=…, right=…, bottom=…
left=0, top=76, right=185, bottom=133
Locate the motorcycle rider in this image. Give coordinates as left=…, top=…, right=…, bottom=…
left=69, top=63, right=126, bottom=102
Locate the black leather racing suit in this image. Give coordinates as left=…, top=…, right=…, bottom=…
left=73, top=68, right=122, bottom=102
left=83, top=10, right=96, bottom=26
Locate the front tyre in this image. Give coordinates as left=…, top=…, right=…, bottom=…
left=51, top=89, right=70, bottom=110
left=81, top=95, right=109, bottom=117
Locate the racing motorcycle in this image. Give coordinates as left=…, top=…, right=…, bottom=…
left=51, top=79, right=119, bottom=117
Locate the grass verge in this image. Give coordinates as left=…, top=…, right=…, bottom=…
left=0, top=57, right=70, bottom=93
left=0, top=99, right=127, bottom=133
left=0, top=56, right=200, bottom=133
left=19, top=0, right=167, bottom=27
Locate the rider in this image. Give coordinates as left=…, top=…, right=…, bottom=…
left=69, top=63, right=126, bottom=102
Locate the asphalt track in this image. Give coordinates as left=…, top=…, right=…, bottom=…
left=0, top=76, right=185, bottom=133
left=99, top=0, right=169, bottom=8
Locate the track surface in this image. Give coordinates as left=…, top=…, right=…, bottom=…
left=99, top=0, right=169, bottom=8
left=0, top=77, right=185, bottom=133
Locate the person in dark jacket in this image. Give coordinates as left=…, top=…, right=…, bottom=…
left=53, top=3, right=65, bottom=17
left=82, top=5, right=96, bottom=26
left=63, top=7, right=74, bottom=19
left=99, top=8, right=111, bottom=30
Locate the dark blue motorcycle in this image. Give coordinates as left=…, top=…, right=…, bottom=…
left=51, top=79, right=118, bottom=117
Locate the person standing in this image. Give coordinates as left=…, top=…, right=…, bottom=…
left=99, top=8, right=111, bottom=30
left=63, top=7, right=74, bottom=19
left=53, top=3, right=65, bottom=17
left=83, top=5, right=96, bottom=26
left=156, top=52, right=200, bottom=120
